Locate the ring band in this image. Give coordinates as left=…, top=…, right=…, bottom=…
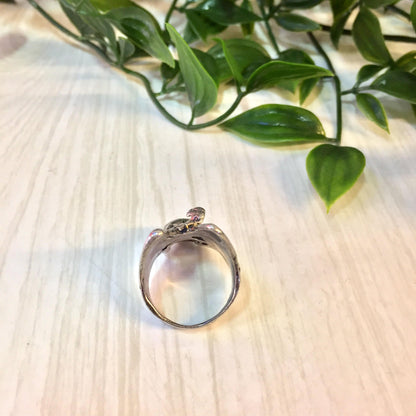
left=139, top=207, right=240, bottom=328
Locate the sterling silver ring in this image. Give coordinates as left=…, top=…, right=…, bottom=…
left=139, top=207, right=240, bottom=328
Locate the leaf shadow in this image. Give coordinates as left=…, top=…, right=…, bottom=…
left=0, top=32, right=27, bottom=60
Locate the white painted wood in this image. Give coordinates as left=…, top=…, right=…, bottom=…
left=1, top=2, right=415, bottom=415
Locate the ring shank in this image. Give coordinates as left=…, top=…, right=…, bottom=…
left=140, top=224, right=240, bottom=328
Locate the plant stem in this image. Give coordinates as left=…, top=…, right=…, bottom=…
left=341, top=86, right=372, bottom=96
left=386, top=4, right=411, bottom=21
left=165, top=0, right=179, bottom=24
left=319, top=24, right=416, bottom=44
left=257, top=0, right=280, bottom=56
left=110, top=66, right=246, bottom=130
left=307, top=32, right=342, bottom=144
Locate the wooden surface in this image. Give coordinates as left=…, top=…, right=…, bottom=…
left=1, top=2, right=416, bottom=415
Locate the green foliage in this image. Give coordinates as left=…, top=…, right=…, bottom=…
left=29, top=0, right=416, bottom=211
left=330, top=11, right=351, bottom=48
left=246, top=61, right=333, bottom=92
left=356, top=93, right=389, bottom=132
left=193, top=0, right=261, bottom=25
left=412, top=1, right=416, bottom=33
left=166, top=24, right=218, bottom=118
left=395, top=51, right=416, bottom=74
left=282, top=0, right=323, bottom=9
left=106, top=6, right=175, bottom=67
left=306, top=145, right=366, bottom=211
left=352, top=7, right=392, bottom=65
left=355, top=64, right=384, bottom=84
left=220, top=104, right=328, bottom=144
left=275, top=13, right=321, bottom=32
left=207, top=39, right=270, bottom=83
left=363, top=0, right=396, bottom=8
left=371, top=70, right=416, bottom=104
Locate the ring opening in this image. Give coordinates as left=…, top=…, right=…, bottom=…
left=148, top=240, right=233, bottom=326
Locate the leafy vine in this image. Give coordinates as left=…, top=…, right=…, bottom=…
left=17, top=0, right=416, bottom=210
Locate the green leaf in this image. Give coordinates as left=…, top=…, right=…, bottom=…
left=356, top=64, right=384, bottom=84
left=363, top=0, right=397, bottom=8
left=207, top=39, right=270, bottom=83
left=184, top=9, right=226, bottom=41
left=412, top=1, right=416, bottom=33
left=241, top=0, right=255, bottom=35
left=306, top=144, right=366, bottom=211
left=275, top=49, right=317, bottom=96
left=246, top=61, right=333, bottom=92
left=281, top=0, right=324, bottom=9
left=194, top=0, right=261, bottom=25
left=356, top=93, right=389, bottom=132
left=330, top=11, right=351, bottom=48
left=117, top=37, right=135, bottom=64
left=352, top=7, right=392, bottom=65
left=183, top=22, right=200, bottom=44
left=106, top=6, right=174, bottom=67
left=161, top=60, right=180, bottom=83
left=60, top=0, right=98, bottom=37
left=166, top=23, right=218, bottom=118
left=300, top=77, right=319, bottom=104
left=371, top=70, right=416, bottom=103
left=395, top=51, right=416, bottom=74
left=192, top=48, right=220, bottom=85
left=275, top=13, right=321, bottom=31
left=219, top=104, right=328, bottom=144
left=279, top=49, right=315, bottom=65
left=411, top=104, right=416, bottom=119
left=90, top=0, right=134, bottom=12
left=330, top=0, right=356, bottom=18
left=60, top=0, right=117, bottom=52
left=214, top=38, right=243, bottom=86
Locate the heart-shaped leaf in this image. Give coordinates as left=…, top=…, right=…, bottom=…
left=219, top=104, right=328, bottom=144
left=352, top=7, right=392, bottom=65
left=306, top=144, right=366, bottom=211
left=356, top=93, right=389, bottom=132
left=246, top=61, right=333, bottom=92
left=371, top=70, right=416, bottom=103
left=166, top=23, right=218, bottom=118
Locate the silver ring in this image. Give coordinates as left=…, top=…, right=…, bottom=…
left=139, top=207, right=240, bottom=328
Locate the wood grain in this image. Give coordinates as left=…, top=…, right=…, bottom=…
left=1, top=2, right=415, bottom=415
